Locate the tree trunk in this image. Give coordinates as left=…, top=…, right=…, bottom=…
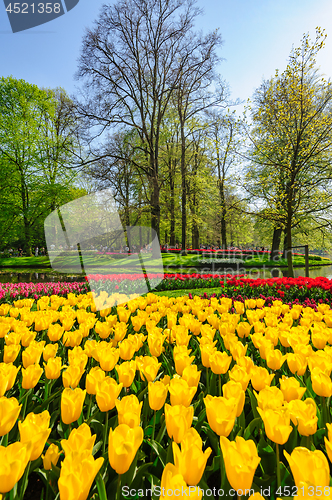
left=150, top=160, right=160, bottom=258
left=24, top=217, right=32, bottom=256
left=180, top=124, right=187, bottom=254
left=169, top=160, right=176, bottom=247
left=191, top=197, right=200, bottom=249
left=270, top=227, right=282, bottom=261
left=220, top=188, right=227, bottom=250
left=282, top=231, right=287, bottom=259
left=286, top=190, right=294, bottom=277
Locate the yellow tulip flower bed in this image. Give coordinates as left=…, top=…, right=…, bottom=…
left=1, top=291, right=332, bottom=500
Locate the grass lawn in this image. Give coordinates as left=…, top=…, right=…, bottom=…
left=0, top=256, right=50, bottom=267
left=243, top=254, right=332, bottom=267
left=0, top=252, right=330, bottom=271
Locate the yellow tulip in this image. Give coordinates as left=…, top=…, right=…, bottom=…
left=234, top=301, right=245, bottom=315
left=279, top=376, right=306, bottom=402
left=61, top=423, right=96, bottom=456
left=257, top=407, right=292, bottom=445
left=42, top=443, right=60, bottom=470
left=3, top=344, right=21, bottom=364
left=287, top=398, right=318, bottom=436
left=174, top=352, right=195, bottom=376
left=169, top=377, right=197, bottom=407
left=118, top=339, right=136, bottom=360
left=58, top=449, right=104, bottom=500
left=229, top=341, right=248, bottom=361
left=22, top=342, right=44, bottom=368
left=160, top=463, right=203, bottom=499
left=96, top=377, right=123, bottom=412
left=220, top=436, right=261, bottom=491
left=43, top=343, right=58, bottom=362
left=21, top=363, right=43, bottom=389
left=97, top=345, right=119, bottom=371
left=254, top=386, right=284, bottom=411
left=204, top=395, right=237, bottom=437
left=62, top=364, right=84, bottom=389
left=250, top=366, right=274, bottom=392
left=236, top=322, right=252, bottom=338
left=172, top=428, right=212, bottom=485
left=61, top=388, right=86, bottom=425
left=266, top=348, right=287, bottom=370
left=148, top=380, right=169, bottom=411
left=116, top=360, right=136, bottom=388
left=44, top=356, right=63, bottom=380
left=108, top=424, right=143, bottom=474
left=200, top=343, right=216, bottom=368
left=284, top=447, right=330, bottom=487
left=311, top=367, right=332, bottom=397
left=164, top=404, right=194, bottom=443
left=222, top=381, right=245, bottom=417
left=19, top=410, right=51, bottom=461
left=115, top=394, right=142, bottom=428
left=0, top=396, right=21, bottom=436
left=94, top=321, right=112, bottom=339
left=148, top=332, right=165, bottom=356
left=85, top=366, right=105, bottom=395
left=0, top=442, right=31, bottom=493
left=287, top=353, right=307, bottom=376
left=182, top=364, right=201, bottom=387
left=137, top=356, right=161, bottom=382
left=0, top=363, right=20, bottom=395
left=229, top=365, right=251, bottom=391
left=209, top=351, right=232, bottom=375
left=47, top=323, right=64, bottom=342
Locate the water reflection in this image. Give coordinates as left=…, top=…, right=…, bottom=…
left=0, top=271, right=86, bottom=284
left=1, top=264, right=332, bottom=284
left=250, top=265, right=332, bottom=280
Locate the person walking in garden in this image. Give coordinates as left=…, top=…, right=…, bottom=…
left=35, top=247, right=39, bottom=257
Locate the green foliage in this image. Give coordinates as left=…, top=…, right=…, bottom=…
left=0, top=78, right=83, bottom=253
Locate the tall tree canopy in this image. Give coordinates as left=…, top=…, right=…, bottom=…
left=0, top=77, right=81, bottom=253
left=245, top=28, right=332, bottom=275
left=76, top=0, right=222, bottom=245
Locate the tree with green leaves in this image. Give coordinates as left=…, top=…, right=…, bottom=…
left=245, top=28, right=332, bottom=276
left=0, top=78, right=81, bottom=254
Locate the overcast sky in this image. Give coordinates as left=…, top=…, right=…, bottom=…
left=1, top=0, right=332, bottom=111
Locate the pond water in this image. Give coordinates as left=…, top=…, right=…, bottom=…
left=0, top=270, right=86, bottom=284
left=242, top=265, right=332, bottom=280
left=1, top=265, right=332, bottom=283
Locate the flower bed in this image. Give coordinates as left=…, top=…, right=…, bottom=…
left=0, top=282, right=89, bottom=303
left=3, top=275, right=332, bottom=305
left=1, top=290, right=332, bottom=498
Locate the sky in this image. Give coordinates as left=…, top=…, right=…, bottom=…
left=1, top=0, right=332, bottom=111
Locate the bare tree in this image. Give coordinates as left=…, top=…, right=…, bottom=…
left=76, top=0, right=211, bottom=244
left=207, top=109, right=241, bottom=249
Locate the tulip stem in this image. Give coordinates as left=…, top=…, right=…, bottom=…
left=321, top=396, right=331, bottom=425
left=18, top=460, right=31, bottom=500
left=206, top=367, right=210, bottom=394
left=305, top=435, right=311, bottom=450
left=86, top=394, right=93, bottom=422
left=276, top=443, right=281, bottom=489
left=150, top=410, right=157, bottom=462
left=152, top=410, right=156, bottom=442
left=21, top=390, right=30, bottom=420
left=116, top=474, right=121, bottom=500
left=219, top=374, right=222, bottom=397
left=1, top=433, right=8, bottom=447
left=103, top=411, right=109, bottom=456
